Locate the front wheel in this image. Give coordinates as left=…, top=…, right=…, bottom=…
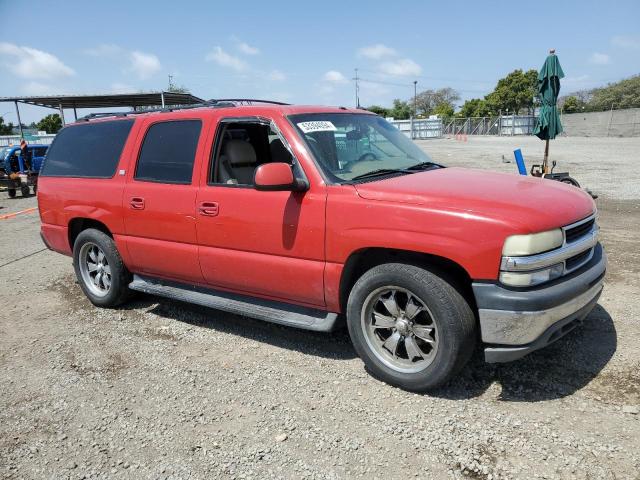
left=347, top=263, right=476, bottom=391
left=73, top=228, right=131, bottom=307
left=560, top=176, right=581, bottom=188
left=8, top=189, right=16, bottom=198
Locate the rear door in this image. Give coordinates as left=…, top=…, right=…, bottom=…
left=122, top=117, right=207, bottom=283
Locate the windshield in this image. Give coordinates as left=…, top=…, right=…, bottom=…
left=0, top=147, right=10, bottom=161
left=289, top=113, right=436, bottom=182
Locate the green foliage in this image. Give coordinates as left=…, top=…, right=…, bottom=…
left=561, top=96, right=582, bottom=114
left=432, top=102, right=454, bottom=118
left=388, top=99, right=412, bottom=120
left=457, top=98, right=493, bottom=117
left=414, top=88, right=460, bottom=117
left=588, top=75, right=640, bottom=111
left=485, top=69, right=538, bottom=114
left=37, top=114, right=63, bottom=134
left=0, top=116, right=14, bottom=135
left=365, top=105, right=390, bottom=117
left=167, top=84, right=190, bottom=94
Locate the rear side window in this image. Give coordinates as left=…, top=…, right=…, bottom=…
left=41, top=120, right=133, bottom=178
left=134, top=120, right=201, bottom=184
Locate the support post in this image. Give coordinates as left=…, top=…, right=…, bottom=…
left=58, top=103, right=66, bottom=126
left=512, top=113, right=515, bottom=136
left=161, top=91, right=166, bottom=108
left=73, top=106, right=78, bottom=121
left=14, top=101, right=24, bottom=139
left=543, top=139, right=550, bottom=174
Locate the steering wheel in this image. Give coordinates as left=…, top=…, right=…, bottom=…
left=357, top=152, right=378, bottom=163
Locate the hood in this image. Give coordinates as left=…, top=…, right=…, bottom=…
left=354, top=167, right=595, bottom=233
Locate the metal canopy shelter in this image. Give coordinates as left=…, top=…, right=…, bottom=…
left=0, top=92, right=205, bottom=138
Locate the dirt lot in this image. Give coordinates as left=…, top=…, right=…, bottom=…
left=1, top=136, right=639, bottom=480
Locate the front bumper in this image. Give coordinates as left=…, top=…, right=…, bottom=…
left=473, top=243, right=606, bottom=363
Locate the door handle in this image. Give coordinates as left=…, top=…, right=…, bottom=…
left=198, top=201, right=219, bottom=216
left=130, top=197, right=145, bottom=210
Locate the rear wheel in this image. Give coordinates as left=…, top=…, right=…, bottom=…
left=347, top=263, right=476, bottom=391
left=73, top=228, right=131, bottom=307
left=20, top=185, right=30, bottom=197
left=8, top=189, right=16, bottom=198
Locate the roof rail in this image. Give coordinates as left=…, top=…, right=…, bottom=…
left=211, top=98, right=290, bottom=106
left=76, top=98, right=289, bottom=122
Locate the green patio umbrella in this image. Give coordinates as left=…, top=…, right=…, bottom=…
left=533, top=49, right=564, bottom=173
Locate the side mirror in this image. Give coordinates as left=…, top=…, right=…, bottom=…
left=254, top=162, right=307, bottom=192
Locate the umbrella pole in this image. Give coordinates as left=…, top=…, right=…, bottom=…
left=543, top=139, right=550, bottom=174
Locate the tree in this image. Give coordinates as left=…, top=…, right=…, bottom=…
left=414, top=87, right=460, bottom=117
left=365, top=105, right=390, bottom=117
left=167, top=84, right=190, bottom=94
left=457, top=98, right=493, bottom=117
left=484, top=69, right=538, bottom=114
left=0, top=116, right=14, bottom=135
left=388, top=99, right=412, bottom=120
left=36, top=114, right=63, bottom=134
left=588, top=75, right=640, bottom=111
left=560, top=96, right=581, bottom=114
left=432, top=102, right=454, bottom=118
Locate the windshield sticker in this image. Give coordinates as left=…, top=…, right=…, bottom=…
left=297, top=121, right=337, bottom=133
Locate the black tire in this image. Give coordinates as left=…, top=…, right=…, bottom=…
left=72, top=228, right=131, bottom=308
left=21, top=185, right=30, bottom=197
left=346, top=263, right=476, bottom=391
left=8, top=189, right=16, bottom=198
left=560, top=176, right=581, bottom=188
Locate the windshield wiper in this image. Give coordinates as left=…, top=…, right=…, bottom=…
left=406, top=161, right=443, bottom=171
left=350, top=168, right=415, bottom=181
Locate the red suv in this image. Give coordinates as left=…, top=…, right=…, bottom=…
left=38, top=101, right=606, bottom=391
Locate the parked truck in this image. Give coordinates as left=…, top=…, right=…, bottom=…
left=37, top=101, right=605, bottom=391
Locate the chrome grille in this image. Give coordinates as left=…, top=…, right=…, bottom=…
left=561, top=214, right=597, bottom=273
left=565, top=217, right=595, bottom=243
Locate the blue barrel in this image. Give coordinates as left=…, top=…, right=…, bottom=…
left=513, top=149, right=527, bottom=176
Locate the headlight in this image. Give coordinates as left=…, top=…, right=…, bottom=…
left=502, top=229, right=564, bottom=256
left=499, top=263, right=564, bottom=287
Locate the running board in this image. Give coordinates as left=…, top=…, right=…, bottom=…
left=129, top=275, right=339, bottom=332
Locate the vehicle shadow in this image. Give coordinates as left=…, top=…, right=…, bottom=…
left=123, top=295, right=357, bottom=361
left=123, top=294, right=615, bottom=400
left=431, top=304, right=617, bottom=402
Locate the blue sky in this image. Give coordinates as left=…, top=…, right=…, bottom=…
left=1, top=0, right=639, bottom=123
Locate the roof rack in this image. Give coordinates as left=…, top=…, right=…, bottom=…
left=76, top=98, right=289, bottom=122
left=212, top=98, right=290, bottom=106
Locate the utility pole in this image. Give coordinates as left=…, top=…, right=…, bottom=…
left=167, top=74, right=174, bottom=92
left=413, top=80, right=418, bottom=117
left=353, top=68, right=360, bottom=108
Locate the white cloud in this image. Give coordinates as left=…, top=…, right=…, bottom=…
left=22, top=81, right=56, bottom=95
left=206, top=46, right=248, bottom=72
left=0, top=42, right=75, bottom=79
left=129, top=51, right=161, bottom=79
left=323, top=70, right=348, bottom=83
left=589, top=52, right=610, bottom=65
left=358, top=44, right=397, bottom=60
left=110, top=82, right=136, bottom=94
left=268, top=69, right=286, bottom=81
left=378, top=58, right=422, bottom=76
left=83, top=44, right=122, bottom=57
left=611, top=35, right=640, bottom=49
left=237, top=41, right=260, bottom=55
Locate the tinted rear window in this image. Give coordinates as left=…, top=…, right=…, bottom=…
left=134, top=120, right=201, bottom=184
left=41, top=120, right=134, bottom=178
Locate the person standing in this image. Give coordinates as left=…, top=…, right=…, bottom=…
left=19, top=139, right=32, bottom=171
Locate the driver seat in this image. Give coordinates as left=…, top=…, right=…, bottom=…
left=219, top=139, right=258, bottom=184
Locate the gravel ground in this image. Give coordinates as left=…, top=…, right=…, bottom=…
left=1, top=136, right=639, bottom=480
